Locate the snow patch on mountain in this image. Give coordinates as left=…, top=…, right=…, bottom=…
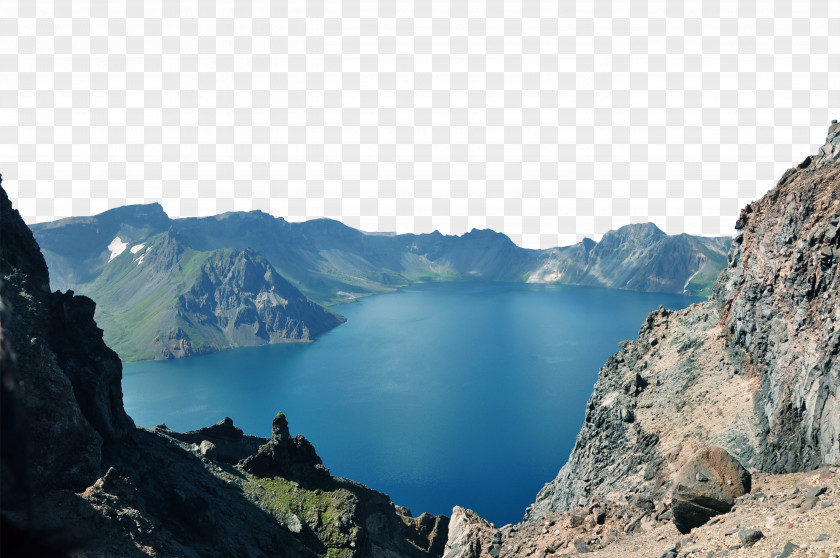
left=133, top=246, right=152, bottom=265
left=130, top=243, right=145, bottom=254
left=108, top=237, right=127, bottom=262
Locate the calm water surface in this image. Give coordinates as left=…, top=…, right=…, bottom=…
left=123, top=282, right=700, bottom=525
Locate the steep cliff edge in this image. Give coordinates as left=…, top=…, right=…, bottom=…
left=526, top=121, right=840, bottom=521
left=1, top=183, right=133, bottom=500
left=1, top=179, right=446, bottom=557
left=716, top=121, right=840, bottom=471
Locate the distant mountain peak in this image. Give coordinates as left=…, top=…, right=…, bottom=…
left=612, top=222, right=666, bottom=236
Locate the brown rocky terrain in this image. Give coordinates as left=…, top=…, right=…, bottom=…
left=442, top=122, right=839, bottom=556
left=444, top=467, right=839, bottom=557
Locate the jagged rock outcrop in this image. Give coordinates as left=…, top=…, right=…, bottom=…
left=398, top=507, right=450, bottom=556
left=2, top=180, right=448, bottom=557
left=155, top=416, right=265, bottom=465
left=241, top=412, right=331, bottom=487
left=442, top=507, right=498, bottom=558
left=715, top=120, right=840, bottom=471
left=1, top=181, right=133, bottom=502
left=165, top=248, right=345, bottom=357
left=525, top=122, right=839, bottom=521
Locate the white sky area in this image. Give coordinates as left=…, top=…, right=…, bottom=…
left=2, top=0, right=838, bottom=248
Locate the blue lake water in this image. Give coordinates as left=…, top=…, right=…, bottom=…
left=123, top=282, right=700, bottom=526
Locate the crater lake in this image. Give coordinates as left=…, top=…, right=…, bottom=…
left=123, top=282, right=700, bottom=526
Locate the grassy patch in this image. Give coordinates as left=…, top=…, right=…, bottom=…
left=241, top=474, right=359, bottom=557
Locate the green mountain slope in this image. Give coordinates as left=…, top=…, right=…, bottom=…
left=82, top=230, right=344, bottom=361
left=30, top=209, right=730, bottom=361
left=33, top=209, right=731, bottom=307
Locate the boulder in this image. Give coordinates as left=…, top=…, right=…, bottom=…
left=738, top=529, right=764, bottom=547
left=569, top=506, right=588, bottom=527
left=199, top=440, right=218, bottom=459
left=671, top=447, right=751, bottom=534
left=442, top=506, right=496, bottom=558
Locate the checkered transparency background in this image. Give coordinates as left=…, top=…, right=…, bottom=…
left=1, top=1, right=838, bottom=249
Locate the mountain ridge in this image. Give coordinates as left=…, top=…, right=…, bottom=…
left=30, top=205, right=730, bottom=361
left=32, top=208, right=730, bottom=303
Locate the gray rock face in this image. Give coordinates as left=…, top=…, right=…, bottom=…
left=526, top=123, right=840, bottom=520
left=170, top=247, right=346, bottom=354
left=670, top=447, right=751, bottom=533
left=715, top=121, right=840, bottom=472
left=72, top=227, right=346, bottom=362
left=442, top=506, right=497, bottom=558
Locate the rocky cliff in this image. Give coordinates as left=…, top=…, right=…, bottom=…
left=1, top=178, right=447, bottom=557
left=1, top=184, right=133, bottom=499
left=75, top=228, right=344, bottom=361
left=530, top=224, right=729, bottom=296
left=526, top=121, right=839, bottom=520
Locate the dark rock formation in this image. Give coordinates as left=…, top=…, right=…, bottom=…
left=1, top=179, right=448, bottom=557
left=155, top=416, right=265, bottom=465
left=241, top=412, right=331, bottom=487
left=525, top=122, right=839, bottom=521
left=1, top=180, right=133, bottom=503
left=738, top=528, right=764, bottom=547
left=398, top=507, right=450, bottom=556
left=670, top=447, right=751, bottom=533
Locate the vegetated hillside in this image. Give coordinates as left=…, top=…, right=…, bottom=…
left=84, top=228, right=344, bottom=361
left=1, top=180, right=449, bottom=557
left=435, top=123, right=840, bottom=557
left=32, top=204, right=730, bottom=308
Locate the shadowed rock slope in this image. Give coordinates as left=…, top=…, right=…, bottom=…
left=1, top=179, right=447, bottom=557
left=526, top=121, right=839, bottom=521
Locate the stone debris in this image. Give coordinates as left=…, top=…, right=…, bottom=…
left=737, top=528, right=764, bottom=547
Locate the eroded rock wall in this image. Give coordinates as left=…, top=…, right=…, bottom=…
left=525, top=123, right=840, bottom=521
